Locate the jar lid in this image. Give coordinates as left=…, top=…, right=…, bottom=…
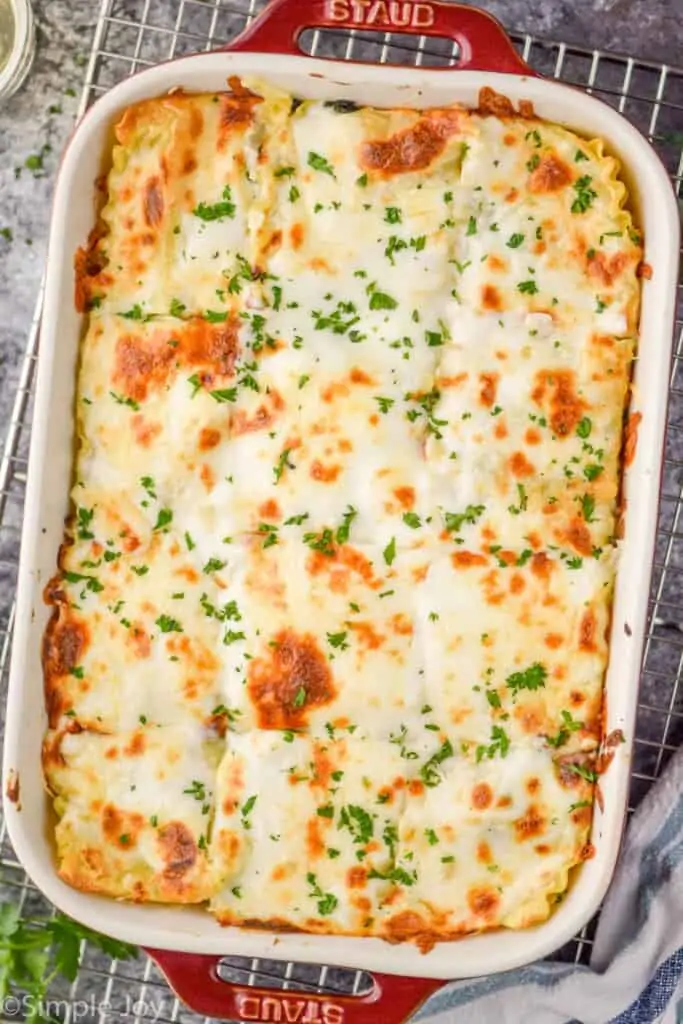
left=0, top=0, right=35, bottom=101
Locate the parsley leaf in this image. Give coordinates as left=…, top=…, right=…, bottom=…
left=339, top=804, right=373, bottom=844
left=444, top=504, right=485, bottom=533
left=193, top=184, right=236, bottom=221
left=307, top=151, right=336, bottom=177
left=517, top=279, right=539, bottom=295
left=571, top=175, right=597, bottom=214
left=336, top=505, right=357, bottom=544
left=383, top=537, right=397, bottom=565
left=327, top=631, right=349, bottom=650
left=273, top=447, right=295, bottom=483
left=155, top=614, right=183, bottom=633
left=153, top=507, right=173, bottom=532
left=506, top=662, right=547, bottom=695
left=306, top=873, right=338, bottom=916
left=420, top=739, right=454, bottom=787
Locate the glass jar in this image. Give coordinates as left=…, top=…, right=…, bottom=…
left=0, top=0, right=35, bottom=102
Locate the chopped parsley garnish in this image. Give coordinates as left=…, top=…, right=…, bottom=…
left=288, top=185, right=300, bottom=202
left=575, top=149, right=589, bottom=162
left=339, top=804, right=373, bottom=845
left=336, top=505, right=357, bottom=544
left=420, top=739, right=454, bottom=787
left=131, top=565, right=149, bottom=576
left=579, top=493, right=597, bottom=522
left=356, top=173, right=368, bottom=187
left=403, top=512, right=421, bottom=529
left=209, top=387, right=238, bottom=403
left=571, top=175, right=597, bottom=214
left=70, top=666, right=84, bottom=679
left=507, top=233, right=525, bottom=248
left=119, top=304, right=148, bottom=321
left=444, top=504, right=485, bottom=533
left=273, top=447, right=295, bottom=483
left=258, top=522, right=279, bottom=549
left=140, top=475, right=156, bottom=500
left=203, top=558, right=226, bottom=574
left=517, top=279, right=539, bottom=295
left=183, top=780, right=207, bottom=801
left=385, top=235, right=407, bottom=264
left=156, top=614, right=183, bottom=633
left=274, top=166, right=295, bottom=177
left=367, top=866, right=417, bottom=887
left=76, top=506, right=94, bottom=540
left=466, top=216, right=477, bottom=235
left=307, top=151, right=336, bottom=177
left=366, top=281, right=398, bottom=311
left=584, top=463, right=603, bottom=481
left=241, top=794, right=257, bottom=828
left=526, top=153, right=540, bottom=172
left=306, top=873, right=338, bottom=916
left=223, top=629, right=246, bottom=645
left=204, top=310, right=228, bottom=323
left=193, top=185, right=236, bottom=221
left=546, top=710, right=583, bottom=748
left=317, top=804, right=334, bottom=819
left=109, top=391, right=140, bottom=411
left=385, top=206, right=402, bottom=224
left=284, top=513, right=309, bottom=527
left=375, top=396, right=394, bottom=414
left=312, top=300, right=362, bottom=336
left=526, top=129, right=542, bottom=147
left=476, top=725, right=510, bottom=762
left=508, top=484, right=528, bottom=516
left=169, top=297, right=186, bottom=318
left=506, top=662, right=547, bottom=695
left=576, top=417, right=592, bottom=439
left=567, top=763, right=598, bottom=784
left=293, top=685, right=307, bottom=707
left=326, top=631, right=349, bottom=650
left=153, top=507, right=173, bottom=532
left=303, top=527, right=335, bottom=557
left=383, top=537, right=397, bottom=565
left=425, top=828, right=439, bottom=846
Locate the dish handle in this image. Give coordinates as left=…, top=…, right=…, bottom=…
left=146, top=948, right=444, bottom=1023
left=224, top=0, right=534, bottom=76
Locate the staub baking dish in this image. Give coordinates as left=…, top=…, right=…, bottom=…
left=3, top=0, right=679, bottom=1020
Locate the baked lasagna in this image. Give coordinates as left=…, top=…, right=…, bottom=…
left=43, top=79, right=641, bottom=946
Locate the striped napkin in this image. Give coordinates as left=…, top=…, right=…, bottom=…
left=416, top=746, right=683, bottom=1024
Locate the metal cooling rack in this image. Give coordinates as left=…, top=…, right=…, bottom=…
left=0, top=1, right=682, bottom=1020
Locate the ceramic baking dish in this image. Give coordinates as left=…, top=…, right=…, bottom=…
left=3, top=0, right=680, bottom=1020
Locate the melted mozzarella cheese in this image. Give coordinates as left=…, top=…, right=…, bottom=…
left=49, top=81, right=640, bottom=941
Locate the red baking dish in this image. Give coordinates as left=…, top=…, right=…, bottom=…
left=3, top=0, right=679, bottom=1020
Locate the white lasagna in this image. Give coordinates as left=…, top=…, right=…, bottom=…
left=42, top=79, right=642, bottom=948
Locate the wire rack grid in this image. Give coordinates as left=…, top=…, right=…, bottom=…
left=0, top=1, right=681, bottom=1021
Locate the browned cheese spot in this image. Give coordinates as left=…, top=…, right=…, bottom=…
left=158, top=821, right=199, bottom=878
left=528, top=153, right=572, bottom=193
left=247, top=629, right=336, bottom=729
left=359, top=108, right=465, bottom=177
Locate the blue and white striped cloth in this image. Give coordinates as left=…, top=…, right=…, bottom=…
left=417, top=747, right=683, bottom=1024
